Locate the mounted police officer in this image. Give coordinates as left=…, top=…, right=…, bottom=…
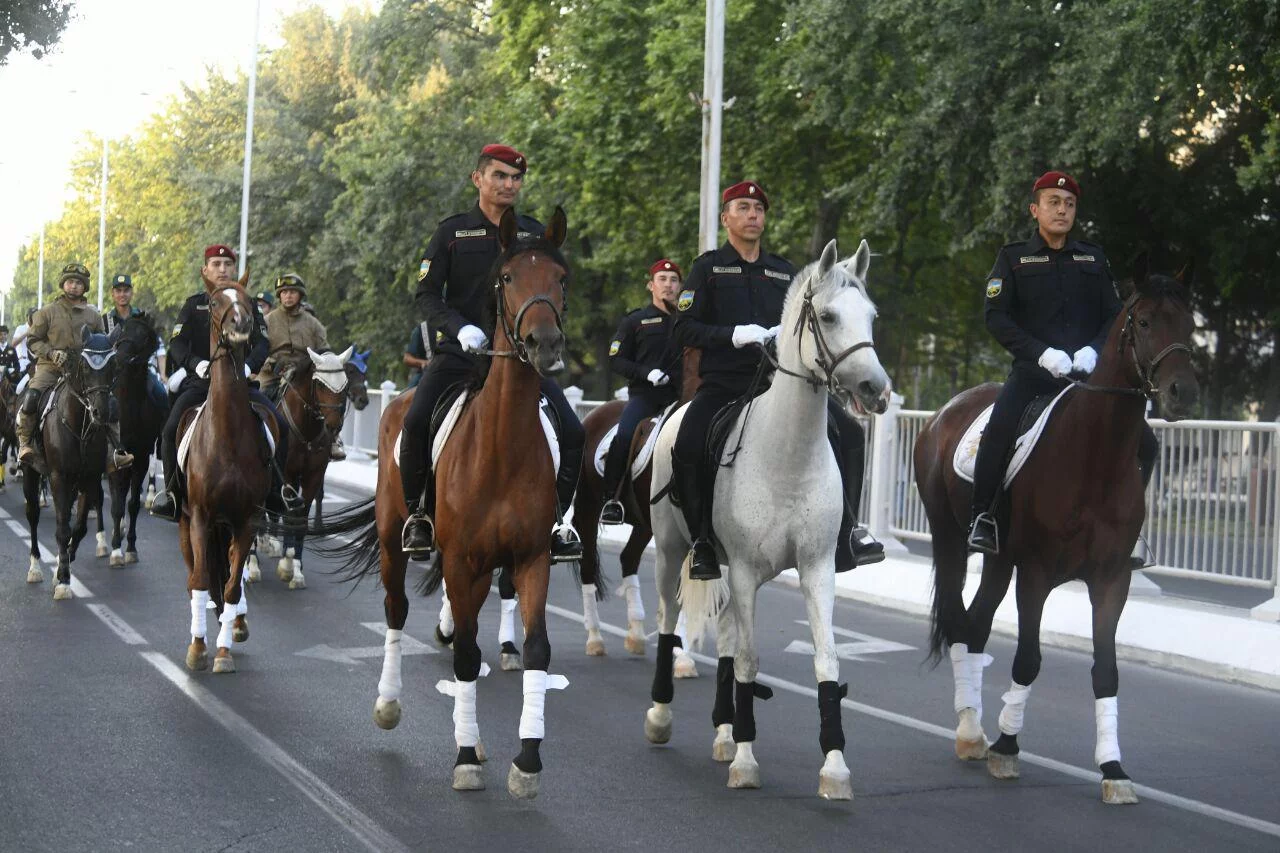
left=17, top=263, right=133, bottom=472
left=254, top=290, right=274, bottom=318
left=968, top=170, right=1158, bottom=567
left=150, top=245, right=299, bottom=521
left=256, top=273, right=344, bottom=461
left=673, top=181, right=883, bottom=580
left=103, top=273, right=140, bottom=336
left=399, top=143, right=586, bottom=562
left=600, top=258, right=684, bottom=525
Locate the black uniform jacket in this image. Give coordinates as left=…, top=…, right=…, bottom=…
left=414, top=205, right=543, bottom=357
left=672, top=242, right=795, bottom=382
left=168, top=289, right=269, bottom=385
left=609, top=303, right=683, bottom=399
left=984, top=231, right=1122, bottom=378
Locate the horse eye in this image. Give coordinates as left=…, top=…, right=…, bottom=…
left=1138, top=318, right=1150, bottom=328
left=819, top=311, right=836, bottom=324
left=501, top=273, right=512, bottom=285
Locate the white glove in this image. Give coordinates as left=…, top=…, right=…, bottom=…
left=1071, top=346, right=1098, bottom=375
left=1037, top=348, right=1072, bottom=379
left=766, top=325, right=781, bottom=341
left=731, top=324, right=770, bottom=349
left=457, top=324, right=488, bottom=353
left=243, top=364, right=252, bottom=378
left=50, top=350, right=68, bottom=367
left=646, top=369, right=669, bottom=387
left=195, top=360, right=210, bottom=379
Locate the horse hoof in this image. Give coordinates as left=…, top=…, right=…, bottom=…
left=956, top=737, right=989, bottom=761
left=95, top=536, right=109, bottom=558
left=475, top=740, right=487, bottom=763
left=26, top=566, right=42, bottom=584
left=507, top=764, right=540, bottom=799
left=212, top=651, right=236, bottom=674
left=186, top=641, right=209, bottom=671
left=674, top=653, right=698, bottom=679
left=232, top=616, right=249, bottom=644
left=727, top=758, right=761, bottom=789
left=373, top=697, right=402, bottom=730
left=52, top=583, right=73, bottom=601
left=276, top=559, right=293, bottom=582
left=987, top=751, right=1020, bottom=780
left=500, top=653, right=523, bottom=672
left=109, top=549, right=124, bottom=568
left=1102, top=778, right=1139, bottom=805
left=124, top=551, right=138, bottom=565
left=585, top=632, right=606, bottom=656
left=712, top=723, right=735, bottom=762
left=452, top=763, right=485, bottom=791
left=644, top=704, right=672, bottom=744
left=819, top=769, right=853, bottom=801
left=955, top=708, right=987, bottom=760
left=289, top=575, right=306, bottom=590
left=434, top=625, right=454, bottom=647
left=624, top=623, right=646, bottom=655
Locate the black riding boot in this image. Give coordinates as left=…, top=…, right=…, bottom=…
left=967, top=443, right=1003, bottom=556
left=552, top=444, right=584, bottom=563
left=399, top=425, right=435, bottom=560
left=149, top=436, right=182, bottom=522
left=599, top=434, right=628, bottom=525
left=829, top=414, right=883, bottom=572
left=674, top=453, right=718, bottom=580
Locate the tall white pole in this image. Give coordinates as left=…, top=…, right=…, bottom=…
left=37, top=223, right=45, bottom=310
left=697, top=0, right=726, bottom=253
left=238, top=0, right=261, bottom=276
left=97, top=136, right=108, bottom=310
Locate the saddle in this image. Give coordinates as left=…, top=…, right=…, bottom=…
left=666, top=393, right=753, bottom=511
left=953, top=384, right=1074, bottom=486
left=591, top=402, right=677, bottom=479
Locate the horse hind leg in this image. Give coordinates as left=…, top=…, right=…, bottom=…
left=23, top=472, right=42, bottom=583
left=497, top=567, right=522, bottom=671
left=374, top=537, right=410, bottom=731
left=435, top=578, right=455, bottom=647
left=987, top=565, right=1050, bottom=780
left=711, top=605, right=737, bottom=762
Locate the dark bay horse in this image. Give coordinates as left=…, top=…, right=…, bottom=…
left=107, top=312, right=167, bottom=566
left=573, top=348, right=701, bottom=663
left=319, top=208, right=571, bottom=799
left=913, top=260, right=1197, bottom=805
left=0, top=346, right=22, bottom=491
left=310, top=353, right=369, bottom=527
left=27, top=328, right=118, bottom=598
left=179, top=280, right=274, bottom=674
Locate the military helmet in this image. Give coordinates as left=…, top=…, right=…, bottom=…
left=275, top=273, right=306, bottom=295
left=60, top=262, right=90, bottom=286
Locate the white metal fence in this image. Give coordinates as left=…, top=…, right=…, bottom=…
left=339, top=380, right=1280, bottom=618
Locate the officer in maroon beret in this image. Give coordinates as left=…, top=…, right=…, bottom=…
left=400, top=144, right=586, bottom=563
left=672, top=181, right=883, bottom=579
left=599, top=258, right=685, bottom=525
left=968, top=171, right=1156, bottom=564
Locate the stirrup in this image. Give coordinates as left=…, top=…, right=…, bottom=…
left=600, top=499, right=625, bottom=525
left=551, top=521, right=583, bottom=562
left=688, top=538, right=720, bottom=580
left=967, top=513, right=1000, bottom=555
left=150, top=489, right=180, bottom=521
left=108, top=450, right=134, bottom=473
left=401, top=513, right=435, bottom=560
left=850, top=526, right=885, bottom=566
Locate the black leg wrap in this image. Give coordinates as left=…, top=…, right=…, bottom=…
left=513, top=738, right=543, bottom=774
left=733, top=681, right=773, bottom=743
left=1100, top=760, right=1129, bottom=781
left=990, top=732, right=1019, bottom=756
left=652, top=634, right=677, bottom=704
left=817, top=681, right=849, bottom=755
left=712, top=657, right=735, bottom=727
left=455, top=746, right=481, bottom=767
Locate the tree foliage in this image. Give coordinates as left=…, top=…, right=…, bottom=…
left=1, top=0, right=74, bottom=64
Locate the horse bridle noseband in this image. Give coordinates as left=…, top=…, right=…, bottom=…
left=761, top=284, right=875, bottom=397
left=1074, top=298, right=1191, bottom=400
left=477, top=268, right=565, bottom=366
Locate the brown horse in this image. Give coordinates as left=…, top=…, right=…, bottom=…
left=913, top=259, right=1197, bottom=805
left=319, top=208, right=571, bottom=799
left=573, top=348, right=701, bottom=660
left=179, top=279, right=275, bottom=674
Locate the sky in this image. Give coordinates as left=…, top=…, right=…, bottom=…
left=0, top=0, right=376, bottom=314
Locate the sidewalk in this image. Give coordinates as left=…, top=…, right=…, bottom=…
left=324, top=455, right=1280, bottom=692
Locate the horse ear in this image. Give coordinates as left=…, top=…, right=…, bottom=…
left=238, top=257, right=251, bottom=289
left=843, top=238, right=871, bottom=283
left=498, top=208, right=519, bottom=250
left=1175, top=258, right=1195, bottom=286
left=544, top=206, right=568, bottom=248
left=307, top=347, right=322, bottom=367
left=338, top=345, right=354, bottom=363
left=818, top=239, right=839, bottom=279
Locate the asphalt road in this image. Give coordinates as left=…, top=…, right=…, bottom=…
left=0, top=475, right=1277, bottom=853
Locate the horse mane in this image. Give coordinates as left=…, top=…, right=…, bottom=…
left=1130, top=272, right=1190, bottom=308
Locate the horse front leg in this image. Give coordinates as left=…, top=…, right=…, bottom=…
left=66, top=479, right=90, bottom=565
left=727, top=567, right=767, bottom=790
left=987, top=566, right=1051, bottom=781
left=644, top=527, right=688, bottom=746
left=952, top=554, right=1014, bottom=761
left=93, top=477, right=108, bottom=559
left=1089, top=567, right=1138, bottom=805
left=284, top=501, right=308, bottom=591
left=219, top=523, right=255, bottom=654
left=374, top=530, right=411, bottom=730
left=182, top=515, right=209, bottom=671
left=52, top=475, right=76, bottom=600
left=799, top=553, right=852, bottom=800
left=577, top=503, right=606, bottom=657
left=619, top=526, right=650, bottom=655
left=23, top=467, right=43, bottom=584
left=442, top=564, right=489, bottom=792
left=711, top=602, right=738, bottom=762
left=108, top=470, right=127, bottom=566
left=124, top=463, right=146, bottom=563
left=510, top=555, right=556, bottom=800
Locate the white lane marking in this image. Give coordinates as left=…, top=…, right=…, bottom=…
left=0, top=505, right=9, bottom=519
left=85, top=603, right=147, bottom=645
left=295, top=623, right=436, bottom=665
left=4, top=519, right=94, bottom=597
left=544, top=602, right=1280, bottom=841
left=788, top=619, right=916, bottom=662
left=140, top=651, right=411, bottom=853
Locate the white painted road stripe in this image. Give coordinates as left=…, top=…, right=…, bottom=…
left=543, top=602, right=1280, bottom=840
left=141, top=651, right=411, bottom=853
left=85, top=603, right=148, bottom=645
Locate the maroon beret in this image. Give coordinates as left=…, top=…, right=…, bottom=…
left=721, top=180, right=769, bottom=210
left=649, top=258, right=683, bottom=278
left=1032, top=171, right=1080, bottom=199
left=204, top=244, right=237, bottom=262
left=480, top=144, right=527, bottom=173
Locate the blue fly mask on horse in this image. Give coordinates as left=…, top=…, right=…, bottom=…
left=62, top=328, right=118, bottom=441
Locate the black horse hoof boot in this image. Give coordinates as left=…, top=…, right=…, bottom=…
left=688, top=538, right=720, bottom=581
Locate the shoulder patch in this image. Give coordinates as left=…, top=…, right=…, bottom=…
left=170, top=323, right=183, bottom=338
left=418, top=259, right=431, bottom=282
left=677, top=290, right=695, bottom=312
left=986, top=278, right=1003, bottom=298
left=762, top=269, right=791, bottom=281
left=609, top=340, right=620, bottom=356
left=1018, top=255, right=1050, bottom=264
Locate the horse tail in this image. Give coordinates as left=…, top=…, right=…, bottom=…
left=677, top=552, right=730, bottom=651
left=927, top=533, right=971, bottom=668
left=414, top=551, right=444, bottom=597
left=306, top=497, right=380, bottom=587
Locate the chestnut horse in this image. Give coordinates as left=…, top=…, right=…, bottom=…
left=913, top=260, right=1197, bottom=805
left=179, top=280, right=275, bottom=674
left=319, top=208, right=571, bottom=799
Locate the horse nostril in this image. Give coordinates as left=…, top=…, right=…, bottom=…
left=857, top=380, right=876, bottom=399
left=1169, top=381, right=1180, bottom=401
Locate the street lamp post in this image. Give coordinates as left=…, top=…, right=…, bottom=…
left=697, top=0, right=726, bottom=253
left=97, top=136, right=108, bottom=310
left=237, top=0, right=262, bottom=275
left=37, top=222, right=45, bottom=310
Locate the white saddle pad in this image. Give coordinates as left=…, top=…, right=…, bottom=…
left=393, top=393, right=559, bottom=474
left=953, top=384, right=1073, bottom=487
left=177, top=403, right=276, bottom=472
left=592, top=403, right=675, bottom=479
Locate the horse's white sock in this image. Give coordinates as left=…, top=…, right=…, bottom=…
left=378, top=629, right=403, bottom=701
left=438, top=581, right=454, bottom=635
left=189, top=590, right=210, bottom=639
left=215, top=602, right=237, bottom=649
left=499, top=597, right=519, bottom=646
left=236, top=578, right=248, bottom=616
left=449, top=679, right=480, bottom=747
left=581, top=584, right=600, bottom=630
left=998, top=682, right=1032, bottom=736
left=950, top=643, right=992, bottom=715
left=518, top=670, right=570, bottom=740
left=1094, top=696, right=1121, bottom=766
left=621, top=574, right=644, bottom=622
left=675, top=610, right=689, bottom=651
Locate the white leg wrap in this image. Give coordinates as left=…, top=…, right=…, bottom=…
left=950, top=643, right=993, bottom=715
left=1094, top=696, right=1121, bottom=766
left=216, top=602, right=236, bottom=649
left=499, top=597, right=519, bottom=646
left=518, top=670, right=570, bottom=740
left=378, top=629, right=403, bottom=701
left=997, top=681, right=1032, bottom=736
left=620, top=574, right=644, bottom=622
left=190, top=590, right=210, bottom=639
left=582, top=584, right=600, bottom=630
left=438, top=580, right=454, bottom=635
left=450, top=679, right=481, bottom=747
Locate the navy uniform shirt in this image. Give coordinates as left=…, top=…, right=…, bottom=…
left=984, top=231, right=1121, bottom=378
left=414, top=204, right=543, bottom=356
left=609, top=303, right=682, bottom=400
left=168, top=288, right=269, bottom=384
left=673, top=242, right=794, bottom=381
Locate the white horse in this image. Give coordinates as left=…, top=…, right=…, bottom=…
left=644, top=239, right=890, bottom=800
